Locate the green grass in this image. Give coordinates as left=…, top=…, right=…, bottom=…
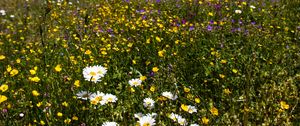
left=0, top=0, right=299, bottom=125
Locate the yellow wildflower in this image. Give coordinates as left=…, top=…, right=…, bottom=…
left=181, top=104, right=189, bottom=112
left=0, top=95, right=8, bottom=104
left=74, top=80, right=80, bottom=87
left=29, top=69, right=36, bottom=75
left=195, top=98, right=200, bottom=103
left=184, top=87, right=190, bottom=93
left=10, top=69, right=19, bottom=76
left=280, top=101, right=289, bottom=110
left=210, top=106, right=219, bottom=116
left=72, top=116, right=78, bottom=120
left=57, top=112, right=63, bottom=117
left=0, top=55, right=5, bottom=60
left=85, top=49, right=91, bottom=55
left=202, top=117, right=209, bottom=125
left=140, top=76, right=147, bottom=81
left=152, top=67, right=159, bottom=72
left=55, top=64, right=62, bottom=72
left=232, top=69, right=238, bottom=74
left=32, top=90, right=40, bottom=97
left=0, top=84, right=8, bottom=92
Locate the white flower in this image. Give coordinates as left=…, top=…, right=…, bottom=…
left=177, top=116, right=188, bottom=126
left=138, top=115, right=156, bottom=126
left=0, top=10, right=6, bottom=15
left=134, top=113, right=143, bottom=119
left=10, top=15, right=14, bottom=18
left=76, top=91, right=91, bottom=100
left=103, top=94, right=118, bottom=103
left=129, top=78, right=142, bottom=87
left=168, top=113, right=180, bottom=122
left=187, top=105, right=197, bottom=114
left=162, top=91, right=178, bottom=100
left=83, top=66, right=101, bottom=83
left=102, top=122, right=119, bottom=126
left=90, top=91, right=106, bottom=105
left=94, top=65, right=107, bottom=77
left=190, top=124, right=199, bottom=126
left=143, top=98, right=155, bottom=109
left=250, top=5, right=256, bottom=9
left=235, top=10, right=242, bottom=14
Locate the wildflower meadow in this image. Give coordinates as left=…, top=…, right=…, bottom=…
left=0, top=0, right=300, bottom=125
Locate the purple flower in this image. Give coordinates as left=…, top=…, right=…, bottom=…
left=189, top=26, right=195, bottom=31
left=207, top=25, right=213, bottom=31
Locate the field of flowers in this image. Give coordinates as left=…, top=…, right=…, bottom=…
left=0, top=0, right=300, bottom=125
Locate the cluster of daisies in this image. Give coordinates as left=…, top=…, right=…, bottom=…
left=77, top=65, right=117, bottom=105
left=79, top=66, right=199, bottom=125
left=76, top=91, right=118, bottom=105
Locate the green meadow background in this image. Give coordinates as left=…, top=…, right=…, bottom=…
left=0, top=0, right=299, bottom=125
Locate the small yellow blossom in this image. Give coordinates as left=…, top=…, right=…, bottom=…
left=220, top=59, right=227, bottom=64
left=181, top=104, right=189, bottom=112
left=62, top=101, right=69, bottom=107
left=16, top=58, right=21, bottom=63
left=140, top=76, right=147, bottom=81
left=158, top=50, right=166, bottom=57
left=57, top=112, right=63, bottom=117
left=72, top=116, right=78, bottom=120
left=85, top=49, right=91, bottom=55
left=40, top=120, right=45, bottom=125
left=32, top=90, right=40, bottom=97
left=184, top=87, right=190, bottom=93
left=55, top=64, right=62, bottom=72
left=280, top=101, right=289, bottom=110
left=210, top=106, right=219, bottom=116
left=195, top=98, right=200, bottom=103
left=37, top=102, right=42, bottom=107
left=74, top=80, right=80, bottom=87
left=223, top=88, right=232, bottom=95
left=202, top=117, right=209, bottom=125
left=0, top=95, right=8, bottom=104
left=10, top=69, right=19, bottom=76
left=64, top=118, right=71, bottom=124
left=232, top=69, right=238, bottom=74
left=155, top=36, right=161, bottom=42
left=0, top=84, right=8, bottom=92
left=0, top=55, right=5, bottom=60
left=29, top=69, right=36, bottom=75
left=7, top=65, right=12, bottom=72
left=150, top=86, right=156, bottom=92
left=152, top=67, right=159, bottom=72
left=219, top=74, right=225, bottom=79
left=30, top=76, right=40, bottom=82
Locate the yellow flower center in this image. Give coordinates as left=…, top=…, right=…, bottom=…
left=143, top=123, right=150, bottom=126
left=89, top=72, right=97, bottom=76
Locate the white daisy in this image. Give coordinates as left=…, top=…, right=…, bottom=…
left=0, top=10, right=6, bottom=16
left=168, top=113, right=180, bottom=122
left=129, top=78, right=142, bottom=87
left=138, top=115, right=156, bottom=126
left=103, top=94, right=118, bottom=103
left=90, top=91, right=106, bottom=105
left=235, top=10, right=242, bottom=14
left=187, top=105, right=197, bottom=114
left=143, top=98, right=155, bottom=109
left=162, top=91, right=178, bottom=100
left=134, top=113, right=143, bottom=119
left=76, top=91, right=91, bottom=100
left=94, top=65, right=107, bottom=77
left=190, top=124, right=199, bottom=126
left=177, top=116, right=188, bottom=126
left=83, top=66, right=101, bottom=83
left=102, top=121, right=119, bottom=126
